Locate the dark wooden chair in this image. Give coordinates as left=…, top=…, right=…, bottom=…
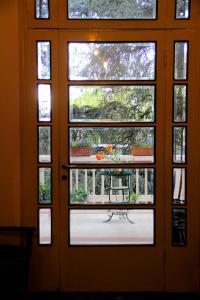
left=0, top=226, right=36, bottom=294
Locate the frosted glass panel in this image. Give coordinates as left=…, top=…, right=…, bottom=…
left=172, top=209, right=186, bottom=246
left=173, top=127, right=186, bottom=163
left=35, top=0, right=49, bottom=19
left=174, top=85, right=187, bottom=122
left=174, top=42, right=188, bottom=80
left=68, top=0, right=157, bottom=19
left=69, top=85, right=155, bottom=123
left=37, top=41, right=51, bottom=80
left=70, top=209, right=155, bottom=245
left=39, top=208, right=51, bottom=245
left=69, top=42, right=156, bottom=81
left=176, top=0, right=190, bottom=19
left=38, top=126, right=51, bottom=163
left=39, top=167, right=52, bottom=204
left=38, top=84, right=51, bottom=121
left=173, top=168, right=186, bottom=205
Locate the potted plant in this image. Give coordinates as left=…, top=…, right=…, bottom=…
left=132, top=142, right=153, bottom=156
left=126, top=192, right=138, bottom=203
left=70, top=189, right=88, bottom=203
left=39, top=183, right=51, bottom=202
left=70, top=140, right=93, bottom=156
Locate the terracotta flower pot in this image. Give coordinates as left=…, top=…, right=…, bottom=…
left=71, top=147, right=92, bottom=156
left=132, top=147, right=153, bottom=156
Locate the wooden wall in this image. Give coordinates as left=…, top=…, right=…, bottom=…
left=0, top=0, right=21, bottom=225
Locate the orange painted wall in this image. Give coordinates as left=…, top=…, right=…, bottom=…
left=0, top=0, right=21, bottom=225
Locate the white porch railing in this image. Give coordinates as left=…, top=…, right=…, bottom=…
left=70, top=169, right=154, bottom=204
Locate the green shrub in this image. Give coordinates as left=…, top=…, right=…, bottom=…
left=70, top=189, right=88, bottom=203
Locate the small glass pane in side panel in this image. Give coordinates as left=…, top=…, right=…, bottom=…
left=70, top=168, right=154, bottom=205
left=39, top=168, right=52, bottom=204
left=174, top=42, right=188, bottom=80
left=69, top=42, right=156, bottom=81
left=39, top=208, right=51, bottom=245
left=70, top=127, right=154, bottom=164
left=173, top=127, right=186, bottom=163
left=174, top=85, right=187, bottom=122
left=38, top=126, right=51, bottom=163
left=176, top=0, right=190, bottom=19
left=35, top=0, right=49, bottom=19
left=172, top=209, right=186, bottom=246
left=38, top=84, right=51, bottom=122
left=37, top=41, right=51, bottom=80
left=70, top=209, right=154, bottom=245
left=68, top=0, right=157, bottom=20
left=173, top=168, right=186, bottom=205
left=69, top=85, right=155, bottom=123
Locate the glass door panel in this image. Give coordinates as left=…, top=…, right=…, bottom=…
left=68, top=42, right=156, bottom=80
left=59, top=30, right=165, bottom=292
left=23, top=2, right=200, bottom=292
left=69, top=85, right=155, bottom=123
left=69, top=168, right=155, bottom=205
left=68, top=0, right=157, bottom=20
left=69, top=127, right=155, bottom=164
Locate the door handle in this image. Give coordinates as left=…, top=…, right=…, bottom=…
left=61, top=175, right=67, bottom=180
left=62, top=164, right=69, bottom=170
left=62, top=164, right=77, bottom=170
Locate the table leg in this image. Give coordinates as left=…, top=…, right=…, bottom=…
left=125, top=212, right=135, bottom=224
left=104, top=212, right=114, bottom=222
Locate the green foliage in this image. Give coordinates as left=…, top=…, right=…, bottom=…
left=68, top=0, right=155, bottom=19
left=71, top=140, right=92, bottom=148
left=134, top=142, right=153, bottom=148
left=71, top=86, right=154, bottom=122
left=126, top=192, right=138, bottom=203
left=39, top=183, right=51, bottom=202
left=71, top=43, right=155, bottom=80
left=70, top=189, right=88, bottom=203
left=70, top=128, right=93, bottom=148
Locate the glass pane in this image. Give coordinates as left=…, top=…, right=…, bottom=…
left=176, top=0, right=190, bottom=19
left=69, top=42, right=156, bottom=81
left=38, top=84, right=51, bottom=121
left=70, top=127, right=155, bottom=164
left=68, top=0, right=157, bottom=20
left=70, top=168, right=154, bottom=205
left=173, top=168, right=186, bottom=205
left=70, top=209, right=154, bottom=245
left=35, top=0, right=49, bottom=19
left=38, top=126, right=51, bottom=163
left=174, top=85, right=187, bottom=122
left=173, top=127, right=186, bottom=163
left=174, top=42, right=188, bottom=80
left=39, top=208, right=52, bottom=245
left=37, top=41, right=51, bottom=80
left=172, top=209, right=186, bottom=246
left=69, top=85, right=155, bottom=122
left=39, top=168, right=52, bottom=204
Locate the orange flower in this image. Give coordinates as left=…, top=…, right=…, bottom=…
left=106, top=144, right=113, bottom=152
left=96, top=153, right=104, bottom=160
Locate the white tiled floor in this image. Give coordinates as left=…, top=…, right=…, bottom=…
left=39, top=209, right=154, bottom=246
left=70, top=209, right=154, bottom=245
